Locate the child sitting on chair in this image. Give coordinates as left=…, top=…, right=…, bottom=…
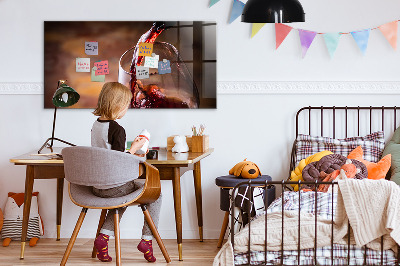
left=91, top=82, right=162, bottom=263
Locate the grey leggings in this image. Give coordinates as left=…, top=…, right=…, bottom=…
left=92, top=180, right=162, bottom=240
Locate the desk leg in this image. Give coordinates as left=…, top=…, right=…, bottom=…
left=56, top=178, right=64, bottom=241
left=193, top=161, right=203, bottom=242
left=20, top=165, right=35, bottom=259
left=172, top=167, right=183, bottom=261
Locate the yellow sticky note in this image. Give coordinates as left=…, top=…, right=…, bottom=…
left=138, top=42, right=153, bottom=57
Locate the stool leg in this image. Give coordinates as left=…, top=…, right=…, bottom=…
left=92, top=209, right=107, bottom=258
left=217, top=211, right=230, bottom=248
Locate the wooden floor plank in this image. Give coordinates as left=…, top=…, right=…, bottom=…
left=0, top=239, right=222, bottom=265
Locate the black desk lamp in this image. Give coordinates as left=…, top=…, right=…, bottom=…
left=241, top=0, right=305, bottom=23
left=38, top=80, right=80, bottom=154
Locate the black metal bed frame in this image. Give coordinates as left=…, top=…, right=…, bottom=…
left=230, top=106, right=400, bottom=266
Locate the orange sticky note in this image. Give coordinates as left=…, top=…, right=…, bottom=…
left=138, top=42, right=153, bottom=57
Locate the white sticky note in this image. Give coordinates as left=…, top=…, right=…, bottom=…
left=76, top=58, right=90, bottom=72
left=144, top=54, right=159, bottom=68
left=85, top=41, right=98, bottom=55
left=136, top=66, right=149, bottom=79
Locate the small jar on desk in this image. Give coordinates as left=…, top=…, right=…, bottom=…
left=215, top=175, right=275, bottom=248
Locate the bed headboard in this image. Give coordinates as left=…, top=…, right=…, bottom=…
left=290, top=106, right=400, bottom=179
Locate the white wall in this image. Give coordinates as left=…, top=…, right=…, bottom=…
left=1, top=0, right=400, bottom=240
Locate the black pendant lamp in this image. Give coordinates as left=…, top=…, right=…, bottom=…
left=242, top=0, right=305, bottom=23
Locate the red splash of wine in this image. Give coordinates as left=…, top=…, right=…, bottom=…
left=129, top=22, right=191, bottom=108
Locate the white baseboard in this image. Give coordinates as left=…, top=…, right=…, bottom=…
left=1, top=81, right=400, bottom=95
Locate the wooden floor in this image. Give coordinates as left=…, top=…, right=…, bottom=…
left=0, top=239, right=221, bottom=265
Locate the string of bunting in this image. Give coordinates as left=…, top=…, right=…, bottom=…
left=209, top=0, right=399, bottom=58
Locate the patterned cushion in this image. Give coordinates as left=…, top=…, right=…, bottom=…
left=295, top=131, right=385, bottom=167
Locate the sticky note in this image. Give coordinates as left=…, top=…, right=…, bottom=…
left=138, top=42, right=153, bottom=57
left=136, top=66, right=149, bottom=79
left=158, top=60, right=171, bottom=74
left=76, top=58, right=90, bottom=72
left=91, top=66, right=105, bottom=82
left=144, top=53, right=159, bottom=68
left=94, top=60, right=109, bottom=75
left=85, top=41, right=98, bottom=55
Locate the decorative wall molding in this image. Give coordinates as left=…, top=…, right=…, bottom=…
left=217, top=81, right=400, bottom=94
left=1, top=81, right=400, bottom=95
left=0, top=83, right=43, bottom=94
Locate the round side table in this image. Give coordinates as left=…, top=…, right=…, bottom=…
left=215, top=175, right=275, bottom=248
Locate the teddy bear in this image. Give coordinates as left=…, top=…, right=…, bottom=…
left=1, top=192, right=43, bottom=247
left=229, top=159, right=261, bottom=179
left=172, top=135, right=189, bottom=153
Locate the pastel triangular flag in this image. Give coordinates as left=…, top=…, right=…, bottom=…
left=298, top=29, right=317, bottom=58
left=251, top=23, right=266, bottom=38
left=378, top=21, right=397, bottom=50
left=351, top=29, right=370, bottom=55
left=229, top=0, right=245, bottom=24
left=323, top=33, right=341, bottom=58
left=275, top=23, right=293, bottom=49
left=209, top=0, right=220, bottom=7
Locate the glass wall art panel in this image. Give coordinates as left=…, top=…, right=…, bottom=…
left=44, top=21, right=217, bottom=109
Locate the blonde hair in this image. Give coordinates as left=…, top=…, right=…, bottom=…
left=93, top=82, right=133, bottom=120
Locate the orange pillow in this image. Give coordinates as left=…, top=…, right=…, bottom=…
left=347, top=146, right=391, bottom=180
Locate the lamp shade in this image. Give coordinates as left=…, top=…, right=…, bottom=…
left=52, top=83, right=80, bottom=108
left=241, top=0, right=305, bottom=23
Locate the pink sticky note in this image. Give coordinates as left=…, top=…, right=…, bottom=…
left=94, top=60, right=109, bottom=75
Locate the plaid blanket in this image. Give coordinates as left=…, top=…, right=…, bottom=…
left=235, top=244, right=397, bottom=265
left=234, top=191, right=397, bottom=265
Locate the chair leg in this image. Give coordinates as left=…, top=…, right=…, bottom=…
left=141, top=205, right=171, bottom=263
left=114, top=209, right=121, bottom=266
left=60, top=208, right=88, bottom=266
left=217, top=211, right=230, bottom=248
left=91, top=209, right=108, bottom=258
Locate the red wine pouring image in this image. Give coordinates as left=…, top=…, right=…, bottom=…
left=118, top=22, right=200, bottom=108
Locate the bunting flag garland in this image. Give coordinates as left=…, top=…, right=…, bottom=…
left=251, top=23, right=266, bottom=38
left=298, top=29, right=317, bottom=58
left=378, top=21, right=398, bottom=50
left=229, top=0, right=245, bottom=24
left=209, top=0, right=220, bottom=7
left=207, top=3, right=400, bottom=58
left=323, top=33, right=341, bottom=58
left=351, top=29, right=370, bottom=55
left=275, top=23, right=293, bottom=49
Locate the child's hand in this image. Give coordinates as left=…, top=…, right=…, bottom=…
left=134, top=148, right=149, bottom=157
left=128, top=137, right=147, bottom=155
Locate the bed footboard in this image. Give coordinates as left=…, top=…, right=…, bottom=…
left=230, top=180, right=400, bottom=266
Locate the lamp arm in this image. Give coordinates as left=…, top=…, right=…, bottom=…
left=50, top=106, right=57, bottom=148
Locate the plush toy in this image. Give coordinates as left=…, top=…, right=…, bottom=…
left=317, top=160, right=360, bottom=193
left=289, top=150, right=333, bottom=191
left=1, top=192, right=44, bottom=247
left=229, top=159, right=261, bottom=179
left=0, top=208, right=3, bottom=232
left=172, top=135, right=189, bottom=153
left=348, top=146, right=391, bottom=180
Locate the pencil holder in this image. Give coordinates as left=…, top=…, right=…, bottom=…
left=191, top=135, right=209, bottom=153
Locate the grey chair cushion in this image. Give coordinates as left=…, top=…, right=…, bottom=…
left=69, top=180, right=145, bottom=208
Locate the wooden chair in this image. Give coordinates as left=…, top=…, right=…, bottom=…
left=60, top=146, right=171, bottom=265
